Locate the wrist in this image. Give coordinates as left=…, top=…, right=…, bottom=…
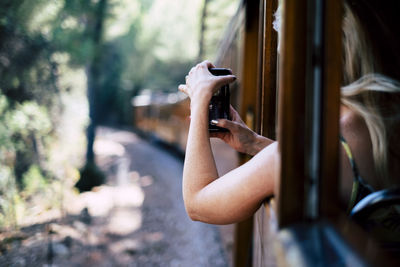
left=190, top=96, right=210, bottom=113
left=249, top=134, right=271, bottom=156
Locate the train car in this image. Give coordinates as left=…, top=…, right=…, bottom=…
left=133, top=0, right=400, bottom=266
left=132, top=89, right=189, bottom=152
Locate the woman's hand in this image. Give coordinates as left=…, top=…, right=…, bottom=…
left=210, top=106, right=273, bottom=156
left=178, top=60, right=236, bottom=109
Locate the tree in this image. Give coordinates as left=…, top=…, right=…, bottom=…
left=0, top=0, right=69, bottom=227
left=75, top=0, right=108, bottom=192
left=198, top=0, right=211, bottom=61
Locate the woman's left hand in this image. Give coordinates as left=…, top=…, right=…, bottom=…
left=178, top=60, right=236, bottom=108
left=210, top=106, right=272, bottom=155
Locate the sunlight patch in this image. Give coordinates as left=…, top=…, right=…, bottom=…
left=94, top=139, right=125, bottom=157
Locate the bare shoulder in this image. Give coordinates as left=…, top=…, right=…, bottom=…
left=340, top=105, right=368, bottom=140
left=339, top=105, right=378, bottom=188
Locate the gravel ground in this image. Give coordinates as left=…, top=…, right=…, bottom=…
left=0, top=127, right=235, bottom=267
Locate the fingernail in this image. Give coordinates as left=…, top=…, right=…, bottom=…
left=210, top=120, right=218, bottom=125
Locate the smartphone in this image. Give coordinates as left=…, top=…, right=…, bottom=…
left=208, top=68, right=231, bottom=132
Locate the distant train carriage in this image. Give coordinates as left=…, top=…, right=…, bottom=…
left=132, top=90, right=189, bottom=152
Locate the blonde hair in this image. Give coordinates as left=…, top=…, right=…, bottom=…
left=341, top=75, right=400, bottom=183
left=342, top=3, right=375, bottom=85
left=341, top=3, right=400, bottom=184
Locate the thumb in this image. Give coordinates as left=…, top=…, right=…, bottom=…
left=214, top=119, right=237, bottom=132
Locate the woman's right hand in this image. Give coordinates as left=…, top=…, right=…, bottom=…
left=210, top=106, right=272, bottom=156
left=178, top=60, right=236, bottom=110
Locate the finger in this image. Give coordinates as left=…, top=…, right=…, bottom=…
left=214, top=75, right=236, bottom=88
left=229, top=105, right=243, bottom=123
left=178, top=84, right=188, bottom=94
left=229, top=106, right=238, bottom=121
left=215, top=119, right=238, bottom=132
left=230, top=105, right=238, bottom=117
left=200, top=60, right=215, bottom=69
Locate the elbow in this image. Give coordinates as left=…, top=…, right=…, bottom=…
left=186, top=207, right=201, bottom=222
left=183, top=197, right=202, bottom=222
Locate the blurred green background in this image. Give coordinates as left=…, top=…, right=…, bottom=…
left=0, top=0, right=238, bottom=229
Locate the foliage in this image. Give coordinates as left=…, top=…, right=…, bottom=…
left=0, top=0, right=237, bottom=228
left=200, top=0, right=240, bottom=60
left=0, top=87, right=54, bottom=227
left=0, top=0, right=81, bottom=229
left=0, top=166, right=20, bottom=228
left=22, top=165, right=48, bottom=197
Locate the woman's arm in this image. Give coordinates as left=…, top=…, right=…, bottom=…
left=185, top=142, right=278, bottom=224
left=179, top=61, right=277, bottom=224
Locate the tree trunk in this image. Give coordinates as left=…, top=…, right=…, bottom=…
left=76, top=0, right=108, bottom=192
left=86, top=0, right=107, bottom=163
left=198, top=0, right=210, bottom=61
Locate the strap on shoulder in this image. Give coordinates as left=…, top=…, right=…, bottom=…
left=340, top=135, right=374, bottom=213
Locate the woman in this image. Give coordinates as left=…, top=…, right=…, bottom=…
left=178, top=0, right=400, bottom=225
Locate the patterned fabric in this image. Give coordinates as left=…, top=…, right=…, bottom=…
left=340, top=136, right=375, bottom=213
